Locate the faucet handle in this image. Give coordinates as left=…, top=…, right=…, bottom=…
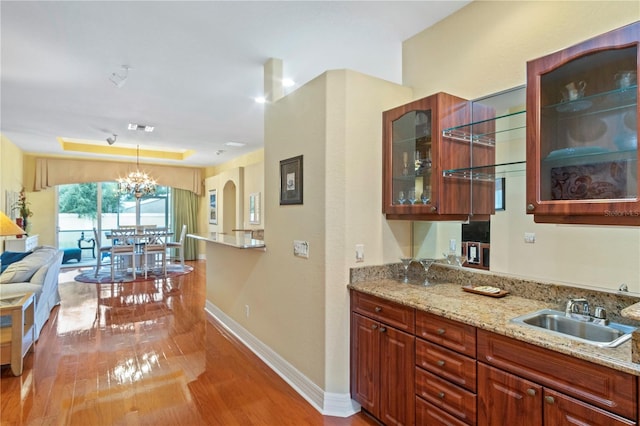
left=593, top=306, right=609, bottom=326
left=594, top=307, right=607, bottom=319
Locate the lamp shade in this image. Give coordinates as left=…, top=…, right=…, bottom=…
left=0, top=212, right=26, bottom=237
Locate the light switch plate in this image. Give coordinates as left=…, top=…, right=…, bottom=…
left=293, top=240, right=309, bottom=258
left=355, top=244, right=364, bottom=262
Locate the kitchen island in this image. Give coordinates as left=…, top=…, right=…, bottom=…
left=187, top=232, right=266, bottom=322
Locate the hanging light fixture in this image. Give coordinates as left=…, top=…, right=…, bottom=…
left=117, top=145, right=157, bottom=198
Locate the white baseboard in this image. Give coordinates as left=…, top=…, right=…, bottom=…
left=204, top=300, right=361, bottom=418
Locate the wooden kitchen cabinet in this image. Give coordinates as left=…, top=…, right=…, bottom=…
left=350, top=291, right=415, bottom=425
left=383, top=92, right=484, bottom=221
left=477, top=329, right=637, bottom=424
left=526, top=21, right=640, bottom=225
left=479, top=364, right=635, bottom=426
left=350, top=290, right=638, bottom=425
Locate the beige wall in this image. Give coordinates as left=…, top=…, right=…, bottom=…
left=404, top=1, right=640, bottom=292
left=205, top=70, right=412, bottom=401
left=325, top=71, right=413, bottom=391
left=201, top=150, right=265, bottom=239
left=1, top=135, right=24, bottom=213
left=242, top=161, right=264, bottom=230
left=1, top=135, right=57, bottom=247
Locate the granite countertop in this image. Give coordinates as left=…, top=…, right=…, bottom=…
left=187, top=232, right=265, bottom=249
left=348, top=278, right=640, bottom=376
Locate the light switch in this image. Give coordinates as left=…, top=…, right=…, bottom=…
left=355, top=244, right=364, bottom=262
left=524, top=232, right=536, bottom=243
left=293, top=240, right=309, bottom=258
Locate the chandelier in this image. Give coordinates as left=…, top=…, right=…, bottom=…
left=117, top=145, right=157, bottom=198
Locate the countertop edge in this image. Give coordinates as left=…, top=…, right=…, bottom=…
left=187, top=233, right=266, bottom=249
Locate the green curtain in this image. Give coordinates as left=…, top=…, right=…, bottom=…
left=172, top=188, right=199, bottom=261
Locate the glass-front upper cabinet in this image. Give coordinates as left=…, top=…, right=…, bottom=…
left=526, top=22, right=639, bottom=225
left=383, top=92, right=473, bottom=221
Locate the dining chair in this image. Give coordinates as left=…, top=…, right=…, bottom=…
left=166, top=224, right=187, bottom=270
left=142, top=227, right=167, bottom=278
left=93, top=227, right=112, bottom=277
left=109, top=228, right=137, bottom=281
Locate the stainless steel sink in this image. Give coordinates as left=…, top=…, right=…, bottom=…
left=511, top=309, right=636, bottom=348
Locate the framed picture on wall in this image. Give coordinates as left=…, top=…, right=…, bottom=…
left=280, top=155, right=303, bottom=205
left=209, top=189, right=218, bottom=224
left=5, top=190, right=18, bottom=220
left=249, top=192, right=261, bottom=224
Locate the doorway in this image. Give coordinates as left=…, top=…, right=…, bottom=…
left=57, top=183, right=170, bottom=267
left=222, top=180, right=237, bottom=234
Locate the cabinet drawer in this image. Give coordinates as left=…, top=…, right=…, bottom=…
left=544, top=388, right=636, bottom=426
left=416, top=339, right=476, bottom=392
left=416, top=310, right=476, bottom=357
left=351, top=291, right=415, bottom=333
left=477, top=329, right=637, bottom=420
left=416, top=368, right=477, bottom=426
left=416, top=396, right=469, bottom=426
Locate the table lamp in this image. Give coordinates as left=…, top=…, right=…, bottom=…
left=0, top=211, right=26, bottom=237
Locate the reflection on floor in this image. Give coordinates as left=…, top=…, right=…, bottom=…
left=0, top=261, right=376, bottom=426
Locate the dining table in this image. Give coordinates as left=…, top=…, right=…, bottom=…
left=105, top=227, right=174, bottom=278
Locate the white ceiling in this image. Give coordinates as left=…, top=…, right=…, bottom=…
left=1, top=1, right=470, bottom=167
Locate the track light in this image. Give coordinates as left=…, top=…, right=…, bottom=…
left=106, top=134, right=117, bottom=145
left=109, top=65, right=131, bottom=88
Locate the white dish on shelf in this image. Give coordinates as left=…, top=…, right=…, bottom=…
left=545, top=146, right=609, bottom=160
left=555, top=99, right=592, bottom=113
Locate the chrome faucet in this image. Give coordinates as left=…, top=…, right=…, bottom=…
left=565, top=298, right=590, bottom=321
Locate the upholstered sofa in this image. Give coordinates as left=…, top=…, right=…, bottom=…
left=0, top=246, right=64, bottom=340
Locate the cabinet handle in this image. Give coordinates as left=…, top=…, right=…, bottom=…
left=437, top=328, right=446, bottom=335
left=526, top=389, right=536, bottom=397
left=379, top=326, right=387, bottom=333
left=527, top=203, right=535, bottom=211
left=371, top=324, right=378, bottom=330
left=374, top=306, right=382, bottom=313
left=436, top=360, right=445, bottom=367
left=430, top=206, right=437, bottom=213
left=544, top=396, right=555, bottom=404
left=438, top=392, right=445, bottom=399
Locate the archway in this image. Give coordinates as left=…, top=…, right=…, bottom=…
left=223, top=180, right=236, bottom=234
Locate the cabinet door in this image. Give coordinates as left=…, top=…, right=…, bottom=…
left=350, top=313, right=380, bottom=417
left=543, top=389, right=635, bottom=426
left=478, top=363, right=542, bottom=426
left=379, top=325, right=415, bottom=426
left=526, top=22, right=640, bottom=225
left=383, top=92, right=471, bottom=221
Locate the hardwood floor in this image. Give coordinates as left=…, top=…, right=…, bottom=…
left=0, top=261, right=378, bottom=426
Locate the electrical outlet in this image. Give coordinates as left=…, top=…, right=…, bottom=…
left=524, top=232, right=536, bottom=243
left=355, top=244, right=364, bottom=262
left=293, top=240, right=309, bottom=258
